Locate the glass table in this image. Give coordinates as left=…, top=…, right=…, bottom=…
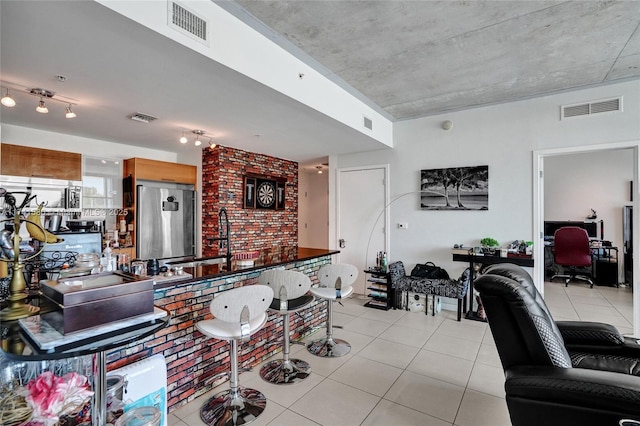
left=0, top=304, right=169, bottom=426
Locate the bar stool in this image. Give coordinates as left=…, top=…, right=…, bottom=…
left=259, top=269, right=314, bottom=384
left=196, top=285, right=274, bottom=426
left=307, top=263, right=358, bottom=357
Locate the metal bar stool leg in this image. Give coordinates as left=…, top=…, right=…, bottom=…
left=306, top=299, right=351, bottom=357
left=260, top=312, right=311, bottom=384
left=200, top=339, right=267, bottom=425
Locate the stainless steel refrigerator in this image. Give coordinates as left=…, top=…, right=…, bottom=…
left=136, top=185, right=196, bottom=260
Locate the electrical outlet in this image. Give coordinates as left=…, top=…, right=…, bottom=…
left=398, top=223, right=408, bottom=229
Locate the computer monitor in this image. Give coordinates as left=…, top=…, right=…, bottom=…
left=544, top=221, right=599, bottom=239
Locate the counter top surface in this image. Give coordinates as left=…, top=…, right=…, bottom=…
left=153, top=247, right=339, bottom=288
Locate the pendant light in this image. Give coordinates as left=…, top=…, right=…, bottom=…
left=1, top=89, right=15, bottom=107
left=179, top=132, right=188, bottom=144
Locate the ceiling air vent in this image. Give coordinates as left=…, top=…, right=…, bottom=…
left=168, top=1, right=209, bottom=45
left=129, top=113, right=158, bottom=124
left=561, top=97, right=622, bottom=120
left=363, top=116, right=373, bottom=130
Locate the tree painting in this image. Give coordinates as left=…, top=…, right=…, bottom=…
left=420, top=166, right=488, bottom=210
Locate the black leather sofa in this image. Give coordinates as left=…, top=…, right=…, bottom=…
left=474, top=263, right=640, bottom=426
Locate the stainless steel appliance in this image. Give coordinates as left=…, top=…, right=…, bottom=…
left=0, top=175, right=81, bottom=212
left=136, top=185, right=196, bottom=260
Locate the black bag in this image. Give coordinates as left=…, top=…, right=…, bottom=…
left=410, top=262, right=450, bottom=280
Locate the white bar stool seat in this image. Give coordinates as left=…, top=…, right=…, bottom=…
left=259, top=269, right=314, bottom=384
left=307, top=263, right=358, bottom=357
left=196, top=285, right=274, bottom=426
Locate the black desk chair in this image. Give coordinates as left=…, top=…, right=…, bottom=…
left=475, top=263, right=640, bottom=426
left=551, top=226, right=594, bottom=288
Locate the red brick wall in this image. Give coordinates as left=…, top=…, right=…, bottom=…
left=201, top=146, right=298, bottom=257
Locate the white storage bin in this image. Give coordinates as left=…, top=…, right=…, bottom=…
left=408, top=292, right=426, bottom=313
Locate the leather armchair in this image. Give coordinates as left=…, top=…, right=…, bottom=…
left=474, top=263, right=640, bottom=426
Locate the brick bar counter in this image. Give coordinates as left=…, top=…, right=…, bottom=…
left=105, top=247, right=338, bottom=412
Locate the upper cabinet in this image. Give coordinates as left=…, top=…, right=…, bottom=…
left=123, top=157, right=197, bottom=186
left=1, top=143, right=82, bottom=181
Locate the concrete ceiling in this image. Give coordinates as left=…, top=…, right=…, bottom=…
left=230, top=0, right=640, bottom=119
left=1, top=1, right=639, bottom=167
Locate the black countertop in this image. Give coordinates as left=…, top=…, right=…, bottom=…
left=153, top=246, right=339, bottom=289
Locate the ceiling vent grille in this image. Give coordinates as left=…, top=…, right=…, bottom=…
left=363, top=116, right=373, bottom=130
left=129, top=113, right=158, bottom=124
left=561, top=97, right=622, bottom=120
left=168, top=1, right=209, bottom=45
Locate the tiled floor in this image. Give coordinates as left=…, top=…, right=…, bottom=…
left=169, top=281, right=634, bottom=426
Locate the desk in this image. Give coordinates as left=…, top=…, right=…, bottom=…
left=1, top=305, right=169, bottom=425
left=452, top=253, right=534, bottom=320
left=544, top=245, right=619, bottom=286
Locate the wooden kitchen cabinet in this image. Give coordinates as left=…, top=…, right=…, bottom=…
left=124, top=157, right=197, bottom=185
left=1, top=143, right=81, bottom=180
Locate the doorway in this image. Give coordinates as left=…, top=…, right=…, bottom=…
left=336, top=165, right=389, bottom=294
left=533, top=141, right=639, bottom=337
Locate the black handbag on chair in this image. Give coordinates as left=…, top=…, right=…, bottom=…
left=410, top=262, right=450, bottom=280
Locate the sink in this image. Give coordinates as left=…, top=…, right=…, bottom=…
left=167, top=256, right=228, bottom=268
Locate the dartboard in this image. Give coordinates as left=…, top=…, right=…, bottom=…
left=257, top=181, right=276, bottom=208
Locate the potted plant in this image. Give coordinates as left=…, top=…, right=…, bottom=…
left=480, top=237, right=500, bottom=255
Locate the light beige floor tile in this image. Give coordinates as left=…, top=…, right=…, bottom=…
left=578, top=311, right=632, bottom=328
left=331, top=311, right=357, bottom=327
left=424, top=333, right=481, bottom=361
left=574, top=303, right=620, bottom=316
left=547, top=306, right=580, bottom=320
left=358, top=338, right=420, bottom=369
left=291, top=348, right=354, bottom=378
left=360, top=306, right=408, bottom=323
left=361, top=399, right=452, bottom=426
left=393, top=310, right=446, bottom=330
left=435, top=320, right=486, bottom=343
left=329, top=355, right=403, bottom=396
left=385, top=371, right=465, bottom=422
left=407, top=349, right=474, bottom=387
left=377, top=323, right=435, bottom=348
left=569, top=294, right=612, bottom=306
left=242, top=371, right=324, bottom=408
left=454, top=389, right=511, bottom=426
left=476, top=343, right=502, bottom=368
left=333, top=298, right=369, bottom=317
left=466, top=363, right=506, bottom=398
left=342, top=316, right=392, bottom=337
left=289, top=378, right=380, bottom=425
left=267, top=409, right=320, bottom=425
left=167, top=413, right=186, bottom=426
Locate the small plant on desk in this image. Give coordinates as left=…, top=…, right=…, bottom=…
left=480, top=237, right=499, bottom=255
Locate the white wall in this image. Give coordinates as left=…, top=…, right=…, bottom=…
left=545, top=149, right=633, bottom=282
left=0, top=124, right=181, bottom=165
left=335, top=80, right=640, bottom=280
left=298, top=169, right=329, bottom=249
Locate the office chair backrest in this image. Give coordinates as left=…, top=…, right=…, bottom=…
left=475, top=265, right=572, bottom=371
left=554, top=226, right=592, bottom=267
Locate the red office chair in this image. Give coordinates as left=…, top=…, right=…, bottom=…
left=551, top=226, right=594, bottom=288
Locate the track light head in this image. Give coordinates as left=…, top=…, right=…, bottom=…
left=1, top=89, right=15, bottom=107
left=65, top=105, right=76, bottom=118
left=36, top=98, right=48, bottom=113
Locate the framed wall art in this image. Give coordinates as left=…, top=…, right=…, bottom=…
left=420, top=165, right=488, bottom=210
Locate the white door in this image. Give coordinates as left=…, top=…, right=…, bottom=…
left=337, top=166, right=388, bottom=294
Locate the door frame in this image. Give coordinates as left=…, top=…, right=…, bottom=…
left=533, top=140, right=639, bottom=336
left=335, top=164, right=390, bottom=267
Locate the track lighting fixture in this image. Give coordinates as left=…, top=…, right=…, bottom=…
left=65, top=104, right=76, bottom=118
left=177, top=129, right=217, bottom=147
left=1, top=89, right=15, bottom=107
left=36, top=98, right=48, bottom=113
left=0, top=85, right=79, bottom=117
